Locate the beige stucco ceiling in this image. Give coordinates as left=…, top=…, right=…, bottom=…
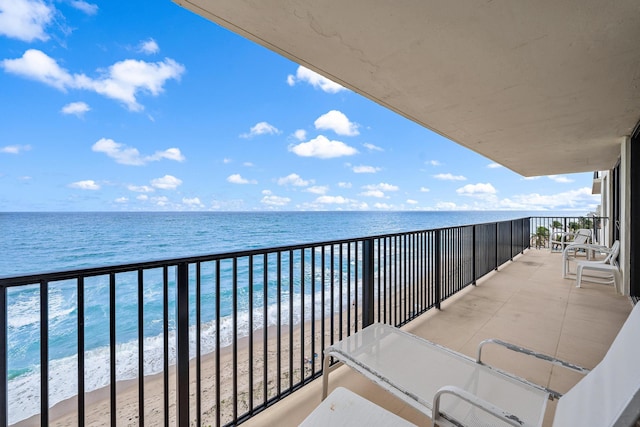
left=173, top=0, right=640, bottom=177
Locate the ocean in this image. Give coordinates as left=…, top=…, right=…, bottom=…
left=1, top=210, right=583, bottom=423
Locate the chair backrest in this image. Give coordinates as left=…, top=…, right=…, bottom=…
left=552, top=302, right=640, bottom=426
left=573, top=228, right=592, bottom=244
left=604, top=240, right=620, bottom=265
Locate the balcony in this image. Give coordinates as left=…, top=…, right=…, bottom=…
left=244, top=248, right=631, bottom=427
left=1, top=217, right=631, bottom=426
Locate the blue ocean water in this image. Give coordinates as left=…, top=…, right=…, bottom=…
left=1, top=210, right=582, bottom=423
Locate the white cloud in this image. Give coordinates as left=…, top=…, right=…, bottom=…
left=293, top=129, right=307, bottom=141
left=61, top=101, right=90, bottom=117
left=2, top=50, right=185, bottom=111
left=139, top=38, right=159, bottom=54
left=360, top=190, right=385, bottom=198
left=374, top=203, right=394, bottom=209
left=420, top=187, right=430, bottom=192
left=127, top=184, right=154, bottom=193
left=427, top=160, right=441, bottom=166
left=436, top=202, right=458, bottom=210
left=406, top=199, right=418, bottom=205
left=262, top=194, right=291, bottom=206
left=547, top=175, right=574, bottom=183
left=338, top=182, right=352, bottom=188
left=182, top=197, right=203, bottom=207
left=456, top=183, right=497, bottom=195
left=1, top=144, right=31, bottom=154
left=243, top=162, right=254, bottom=167
left=92, top=138, right=185, bottom=165
left=523, top=176, right=541, bottom=180
left=69, top=1, right=98, bottom=15
left=363, top=143, right=383, bottom=152
left=227, top=174, right=257, bottom=184
left=240, top=121, right=280, bottom=138
left=69, top=179, right=100, bottom=190
left=223, top=158, right=232, bottom=164
left=151, top=196, right=169, bottom=206
left=363, top=183, right=399, bottom=192
left=506, top=187, right=598, bottom=210
left=315, top=195, right=352, bottom=204
left=434, top=173, right=466, bottom=181
left=151, top=175, right=182, bottom=190
left=115, top=197, right=128, bottom=203
left=136, top=194, right=149, bottom=201
left=286, top=65, right=345, bottom=93
left=314, top=110, right=359, bottom=136
left=278, top=173, right=311, bottom=187
left=487, top=162, right=503, bottom=169
left=0, top=0, right=54, bottom=42
left=306, top=185, right=328, bottom=195
left=352, top=165, right=380, bottom=174
left=289, top=135, right=357, bottom=159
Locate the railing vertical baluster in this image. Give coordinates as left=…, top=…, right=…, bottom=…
left=311, top=248, right=316, bottom=376
left=330, top=245, right=334, bottom=346
left=362, top=238, right=375, bottom=328
left=196, top=263, right=202, bottom=426
left=233, top=257, right=238, bottom=422
left=162, top=267, right=169, bottom=427
left=354, top=242, right=359, bottom=332
left=248, top=256, right=254, bottom=414
left=435, top=231, right=441, bottom=310
left=300, top=249, right=305, bottom=385
left=276, top=252, right=282, bottom=396
left=263, top=254, right=268, bottom=403
left=176, top=262, right=189, bottom=427
left=78, top=277, right=85, bottom=424
left=472, top=226, right=477, bottom=285
left=338, top=244, right=342, bottom=340
left=109, top=273, right=116, bottom=427
left=40, top=280, right=49, bottom=426
left=0, top=286, right=6, bottom=427
left=137, top=270, right=144, bottom=427
left=215, top=261, right=221, bottom=427
left=347, top=243, right=351, bottom=334
left=288, top=250, right=293, bottom=391
left=377, top=238, right=381, bottom=322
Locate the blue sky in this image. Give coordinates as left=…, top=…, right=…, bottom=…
left=0, top=0, right=600, bottom=213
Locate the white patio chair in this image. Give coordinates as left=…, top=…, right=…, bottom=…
left=320, top=302, right=640, bottom=427
left=575, top=241, right=622, bottom=293
left=563, top=240, right=619, bottom=279
left=552, top=228, right=591, bottom=253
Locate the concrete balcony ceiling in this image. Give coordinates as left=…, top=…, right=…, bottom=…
left=174, top=0, right=640, bottom=177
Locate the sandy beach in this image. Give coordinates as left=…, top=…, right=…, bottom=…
left=14, top=313, right=358, bottom=427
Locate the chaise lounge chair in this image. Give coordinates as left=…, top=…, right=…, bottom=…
left=563, top=240, right=620, bottom=279
left=318, top=301, right=640, bottom=427
left=550, top=228, right=591, bottom=253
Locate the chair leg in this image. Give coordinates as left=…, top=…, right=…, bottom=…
left=576, top=265, right=583, bottom=288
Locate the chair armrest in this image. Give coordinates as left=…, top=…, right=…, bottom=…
left=477, top=338, right=590, bottom=374
left=476, top=339, right=590, bottom=400
left=433, top=385, right=530, bottom=427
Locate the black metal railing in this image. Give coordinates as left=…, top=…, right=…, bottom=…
left=0, top=217, right=531, bottom=426
left=529, top=216, right=608, bottom=249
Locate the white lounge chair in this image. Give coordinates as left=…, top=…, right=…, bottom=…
left=551, top=228, right=591, bottom=253
left=563, top=240, right=619, bottom=279
left=320, top=302, right=640, bottom=427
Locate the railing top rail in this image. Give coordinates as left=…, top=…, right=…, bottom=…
left=1, top=216, right=531, bottom=287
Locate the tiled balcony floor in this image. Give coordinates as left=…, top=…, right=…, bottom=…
left=243, top=248, right=633, bottom=427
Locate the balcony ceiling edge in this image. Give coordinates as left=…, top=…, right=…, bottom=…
left=173, top=0, right=640, bottom=177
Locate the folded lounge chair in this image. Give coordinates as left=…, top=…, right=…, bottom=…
left=563, top=240, right=620, bottom=279
left=550, top=228, right=591, bottom=253
left=320, top=302, right=640, bottom=427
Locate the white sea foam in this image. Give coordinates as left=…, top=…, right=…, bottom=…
left=8, top=284, right=356, bottom=424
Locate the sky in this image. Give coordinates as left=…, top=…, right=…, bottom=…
left=0, top=0, right=601, bottom=213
